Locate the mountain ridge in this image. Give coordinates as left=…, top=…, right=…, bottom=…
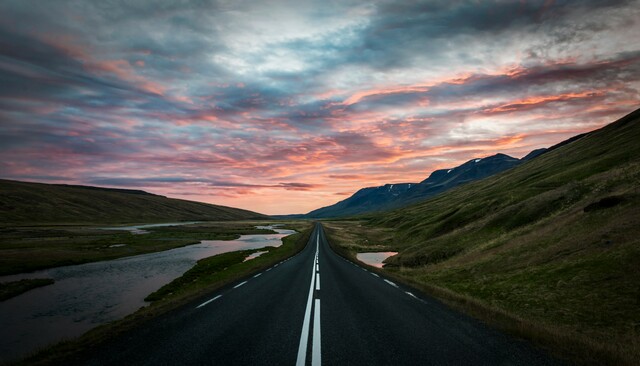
left=306, top=151, right=531, bottom=218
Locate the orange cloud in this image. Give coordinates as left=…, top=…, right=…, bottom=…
left=327, top=174, right=367, bottom=180
left=482, top=91, right=608, bottom=115
left=340, top=72, right=476, bottom=106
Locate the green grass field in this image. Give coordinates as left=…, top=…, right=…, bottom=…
left=324, top=109, right=640, bottom=365
left=0, top=278, right=55, bottom=301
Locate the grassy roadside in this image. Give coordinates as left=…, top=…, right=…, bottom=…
left=0, top=279, right=54, bottom=301
left=0, top=221, right=278, bottom=276
left=16, top=221, right=313, bottom=366
left=323, top=221, right=638, bottom=366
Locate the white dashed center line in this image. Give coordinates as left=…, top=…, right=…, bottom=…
left=296, top=230, right=322, bottom=366
left=384, top=279, right=398, bottom=288
left=196, top=295, right=222, bottom=309
left=312, top=299, right=321, bottom=366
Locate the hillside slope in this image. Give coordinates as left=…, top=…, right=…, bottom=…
left=0, top=180, right=267, bottom=224
left=353, top=108, right=640, bottom=364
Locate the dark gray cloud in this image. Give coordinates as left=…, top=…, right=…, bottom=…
left=346, top=0, right=638, bottom=69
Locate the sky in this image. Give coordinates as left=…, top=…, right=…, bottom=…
left=1, top=0, right=639, bottom=215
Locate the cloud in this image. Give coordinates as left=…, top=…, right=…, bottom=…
left=327, top=174, right=367, bottom=180
left=0, top=0, right=639, bottom=214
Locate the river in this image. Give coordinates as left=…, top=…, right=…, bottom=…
left=0, top=224, right=294, bottom=363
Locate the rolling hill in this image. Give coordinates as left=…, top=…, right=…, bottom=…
left=0, top=180, right=267, bottom=224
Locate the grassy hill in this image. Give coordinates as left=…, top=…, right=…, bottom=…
left=0, top=180, right=267, bottom=224
left=326, top=108, right=640, bottom=365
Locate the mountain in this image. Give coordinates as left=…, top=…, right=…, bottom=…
left=307, top=183, right=417, bottom=218
left=307, top=152, right=526, bottom=218
left=377, top=108, right=640, bottom=262
left=0, top=180, right=267, bottom=224
left=399, top=153, right=522, bottom=206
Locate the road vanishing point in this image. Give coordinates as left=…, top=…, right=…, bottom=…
left=84, top=223, right=560, bottom=365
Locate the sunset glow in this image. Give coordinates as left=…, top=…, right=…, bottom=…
left=1, top=1, right=639, bottom=214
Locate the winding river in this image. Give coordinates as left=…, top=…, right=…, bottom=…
left=0, top=224, right=294, bottom=363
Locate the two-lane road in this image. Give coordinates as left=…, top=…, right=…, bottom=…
left=84, top=223, right=560, bottom=365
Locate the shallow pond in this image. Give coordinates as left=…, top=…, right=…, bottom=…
left=0, top=225, right=294, bottom=363
left=356, top=252, right=398, bottom=268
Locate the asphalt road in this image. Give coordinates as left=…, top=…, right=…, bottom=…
left=83, top=223, right=561, bottom=365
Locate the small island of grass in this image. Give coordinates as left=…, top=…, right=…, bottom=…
left=0, top=278, right=55, bottom=301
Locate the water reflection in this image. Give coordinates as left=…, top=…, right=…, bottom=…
left=0, top=225, right=293, bottom=363
left=100, top=221, right=201, bottom=234
left=356, top=252, right=398, bottom=268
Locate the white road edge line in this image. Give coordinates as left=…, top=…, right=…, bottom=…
left=253, top=273, right=262, bottom=278
left=371, top=273, right=379, bottom=277
left=196, top=295, right=222, bottom=309
left=384, top=279, right=398, bottom=288
left=296, top=237, right=319, bottom=366
left=233, top=281, right=247, bottom=289
left=312, top=299, right=321, bottom=366
left=406, top=291, right=417, bottom=299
